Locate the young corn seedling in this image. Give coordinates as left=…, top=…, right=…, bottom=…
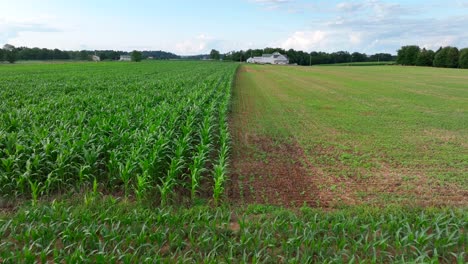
left=134, top=171, right=150, bottom=202
left=189, top=146, right=208, bottom=201
left=213, top=128, right=230, bottom=205
left=28, top=179, right=43, bottom=206
left=119, top=159, right=135, bottom=198
left=189, top=114, right=213, bottom=201
left=159, top=141, right=186, bottom=206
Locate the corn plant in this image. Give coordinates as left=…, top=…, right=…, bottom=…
left=135, top=171, right=150, bottom=202
left=0, top=61, right=238, bottom=205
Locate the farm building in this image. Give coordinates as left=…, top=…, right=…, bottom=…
left=91, top=55, right=100, bottom=62
left=119, top=55, right=131, bottom=61
left=247, top=52, right=289, bottom=65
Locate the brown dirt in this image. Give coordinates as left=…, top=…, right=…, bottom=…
left=228, top=135, right=330, bottom=207
left=227, top=133, right=468, bottom=208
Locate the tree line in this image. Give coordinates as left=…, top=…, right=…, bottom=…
left=397, top=45, right=468, bottom=68
left=222, top=48, right=395, bottom=65
left=0, top=44, right=179, bottom=63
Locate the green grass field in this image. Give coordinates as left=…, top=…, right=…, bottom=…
left=316, top=61, right=396, bottom=66
left=1, top=62, right=467, bottom=262
left=230, top=64, right=467, bottom=207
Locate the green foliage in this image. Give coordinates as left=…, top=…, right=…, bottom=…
left=433, top=46, right=459, bottom=68
left=4, top=50, right=18, bottom=63
left=210, top=49, right=220, bottom=60
left=396, top=45, right=420, bottom=65
left=0, top=48, right=4, bottom=62
left=415, top=48, right=435, bottom=66
left=351, top=52, right=367, bottom=62
left=131, top=50, right=142, bottom=62
left=224, top=48, right=394, bottom=65
left=459, top=48, right=468, bottom=69
left=1, top=198, right=466, bottom=262
left=0, top=61, right=237, bottom=205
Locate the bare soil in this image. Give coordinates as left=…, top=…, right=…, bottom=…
left=228, top=133, right=468, bottom=208
left=228, top=135, right=326, bottom=207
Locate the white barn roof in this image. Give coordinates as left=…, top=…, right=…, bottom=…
left=247, top=52, right=289, bottom=65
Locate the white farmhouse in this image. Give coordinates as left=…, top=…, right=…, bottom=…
left=247, top=52, right=289, bottom=65
left=119, top=55, right=131, bottom=61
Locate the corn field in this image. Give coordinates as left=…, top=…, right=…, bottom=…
left=0, top=61, right=237, bottom=204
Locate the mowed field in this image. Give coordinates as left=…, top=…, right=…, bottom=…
left=230, top=64, right=467, bottom=207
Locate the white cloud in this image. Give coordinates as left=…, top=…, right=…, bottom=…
left=0, top=16, right=62, bottom=45
left=251, top=0, right=294, bottom=10
left=336, top=0, right=408, bottom=19
left=175, top=34, right=217, bottom=55
left=349, top=32, right=363, bottom=45
left=280, top=31, right=327, bottom=51
left=336, top=2, right=365, bottom=12
left=420, top=36, right=459, bottom=51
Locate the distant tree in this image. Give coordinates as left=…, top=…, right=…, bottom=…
left=226, top=48, right=400, bottom=66
left=131, top=50, right=142, bottom=62
left=209, top=49, right=220, bottom=60
left=330, top=51, right=351, bottom=63
left=415, top=48, right=435, bottom=66
left=98, top=52, right=108, bottom=61
left=459, top=48, right=468, bottom=69
left=369, top=53, right=394, bottom=62
left=397, top=45, right=420, bottom=65
left=5, top=49, right=18, bottom=63
left=79, top=50, right=89, bottom=60
left=433, top=46, right=459, bottom=68
left=351, top=52, right=367, bottom=62
left=310, top=51, right=331, bottom=65
left=446, top=47, right=460, bottom=68
left=0, top=49, right=4, bottom=62
left=3, top=44, right=15, bottom=51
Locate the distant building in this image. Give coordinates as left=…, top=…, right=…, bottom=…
left=120, top=55, right=131, bottom=61
left=91, top=55, right=100, bottom=62
left=247, top=52, right=289, bottom=65
left=147, top=56, right=154, bottom=59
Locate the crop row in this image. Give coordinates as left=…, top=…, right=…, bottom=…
left=0, top=61, right=238, bottom=204
left=1, top=199, right=466, bottom=263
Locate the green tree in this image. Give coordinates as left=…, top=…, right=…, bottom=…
left=131, top=50, right=142, bottom=62
left=2, top=44, right=15, bottom=51
left=351, top=52, right=367, bottom=62
left=415, top=48, right=435, bottom=66
left=397, top=45, right=420, bottom=65
left=459, top=48, right=468, bottom=69
left=209, top=49, right=220, bottom=60
left=5, top=50, right=18, bottom=63
left=79, top=50, right=89, bottom=60
left=433, top=46, right=459, bottom=68
left=0, top=49, right=4, bottom=62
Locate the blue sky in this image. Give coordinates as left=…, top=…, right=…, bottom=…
left=1, top=0, right=467, bottom=55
